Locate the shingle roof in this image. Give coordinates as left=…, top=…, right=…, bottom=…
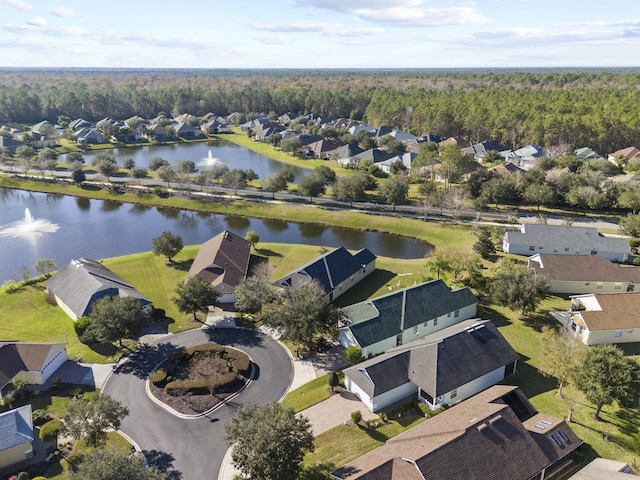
left=506, top=225, right=630, bottom=254
left=332, top=386, right=581, bottom=480
left=575, top=292, right=640, bottom=331
left=341, top=280, right=477, bottom=348
left=188, top=230, right=251, bottom=293
left=350, top=148, right=395, bottom=163
left=0, top=405, right=33, bottom=452
left=274, top=247, right=376, bottom=296
left=530, top=254, right=640, bottom=284
left=46, top=258, right=151, bottom=318
left=344, top=351, right=411, bottom=397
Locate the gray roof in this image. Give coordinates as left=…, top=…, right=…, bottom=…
left=506, top=224, right=630, bottom=254
left=341, top=280, right=477, bottom=348
left=274, top=247, right=376, bottom=296
left=344, top=319, right=518, bottom=398
left=0, top=405, right=33, bottom=452
left=46, top=258, right=151, bottom=318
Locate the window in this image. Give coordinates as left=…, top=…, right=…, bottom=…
left=433, top=318, right=438, bottom=326
left=615, top=283, right=622, bottom=290
left=538, top=246, right=543, bottom=250
left=454, top=310, right=460, bottom=318
left=550, top=434, right=562, bottom=447
left=627, top=329, right=634, bottom=334
left=615, top=330, right=622, bottom=337
left=447, top=312, right=452, bottom=318
left=450, top=389, right=458, bottom=399
left=596, top=283, right=604, bottom=290
left=529, top=246, right=535, bottom=251
left=413, top=325, right=418, bottom=335
left=557, top=430, right=569, bottom=442
left=585, top=282, right=590, bottom=286
left=553, top=249, right=558, bottom=253
left=423, top=321, right=429, bottom=327
left=564, top=248, right=570, bottom=252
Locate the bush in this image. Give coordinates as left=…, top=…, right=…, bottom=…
left=17, top=473, right=29, bottom=480
left=629, top=238, right=640, bottom=248
left=74, top=316, right=92, bottom=337
left=345, top=346, right=363, bottom=364
left=150, top=369, right=167, bottom=385
left=227, top=351, right=251, bottom=377
left=32, top=409, right=51, bottom=426
left=351, top=410, right=362, bottom=425
left=39, top=419, right=63, bottom=441
left=184, top=343, right=225, bottom=357
left=633, top=257, right=640, bottom=266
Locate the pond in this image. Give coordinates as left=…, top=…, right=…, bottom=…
left=60, top=138, right=308, bottom=182
left=0, top=188, right=431, bottom=283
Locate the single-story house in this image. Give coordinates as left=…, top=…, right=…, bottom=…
left=568, top=458, right=637, bottom=479
left=173, top=122, right=201, bottom=138
left=331, top=385, right=582, bottom=480
left=338, top=148, right=395, bottom=169
left=73, top=127, right=103, bottom=144
left=553, top=292, right=640, bottom=345
left=145, top=123, right=166, bottom=141
left=240, top=117, right=270, bottom=132
left=344, top=319, right=518, bottom=412
left=375, top=152, right=416, bottom=174
left=0, top=343, right=67, bottom=400
left=0, top=135, right=25, bottom=153
left=46, top=258, right=152, bottom=321
left=488, top=162, right=525, bottom=175
left=338, top=279, right=478, bottom=358
left=348, top=124, right=377, bottom=136
left=462, top=140, right=510, bottom=162
left=438, top=136, right=471, bottom=148
left=201, top=119, right=230, bottom=135
left=503, top=224, right=631, bottom=262
left=187, top=230, right=251, bottom=303
left=68, top=118, right=94, bottom=131
left=575, top=147, right=602, bottom=162
left=304, top=138, right=347, bottom=159
left=0, top=405, right=34, bottom=470
left=273, top=247, right=376, bottom=303
left=608, top=146, right=640, bottom=165
left=528, top=254, right=640, bottom=294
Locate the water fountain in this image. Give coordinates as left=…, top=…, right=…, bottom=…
left=0, top=208, right=60, bottom=238
left=198, top=150, right=226, bottom=167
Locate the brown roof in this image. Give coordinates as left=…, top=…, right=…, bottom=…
left=577, top=292, right=640, bottom=331
left=0, top=343, right=61, bottom=389
left=488, top=162, right=524, bottom=175
left=438, top=137, right=471, bottom=148
left=332, top=385, right=580, bottom=480
left=530, top=254, right=640, bottom=284
left=609, top=146, right=640, bottom=161
left=187, top=230, right=251, bottom=293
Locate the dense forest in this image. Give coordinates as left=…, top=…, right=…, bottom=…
left=2, top=69, right=640, bottom=153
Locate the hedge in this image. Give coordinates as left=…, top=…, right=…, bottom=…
left=184, top=343, right=226, bottom=357
left=165, top=373, right=238, bottom=396
left=227, top=352, right=251, bottom=377
left=150, top=369, right=167, bottom=385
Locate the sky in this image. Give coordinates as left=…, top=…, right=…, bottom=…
left=1, top=0, right=639, bottom=69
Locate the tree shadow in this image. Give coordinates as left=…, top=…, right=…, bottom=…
left=115, top=343, right=181, bottom=379
left=204, top=327, right=265, bottom=349
left=169, top=259, right=193, bottom=272
left=522, top=309, right=558, bottom=332
left=252, top=249, right=282, bottom=260
left=478, top=305, right=511, bottom=328
left=142, top=449, right=182, bottom=480
left=86, top=341, right=120, bottom=358
left=334, top=269, right=396, bottom=307
left=301, top=461, right=337, bottom=480
left=505, top=358, right=556, bottom=399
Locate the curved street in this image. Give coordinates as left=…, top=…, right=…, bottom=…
left=101, top=328, right=293, bottom=480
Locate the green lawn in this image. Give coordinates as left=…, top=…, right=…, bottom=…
left=281, top=374, right=332, bottom=413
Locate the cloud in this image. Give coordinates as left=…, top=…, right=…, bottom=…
left=0, top=0, right=31, bottom=10
left=256, top=35, right=289, bottom=45
left=51, top=6, right=78, bottom=17
left=251, top=21, right=382, bottom=37
left=293, top=1, right=486, bottom=28
left=27, top=17, right=47, bottom=27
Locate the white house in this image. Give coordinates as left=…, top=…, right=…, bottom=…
left=503, top=224, right=630, bottom=262
left=0, top=343, right=68, bottom=400
left=338, top=279, right=478, bottom=358
left=0, top=405, right=34, bottom=470
left=553, top=292, right=640, bottom=345
left=343, top=319, right=518, bottom=412
left=528, top=254, right=640, bottom=294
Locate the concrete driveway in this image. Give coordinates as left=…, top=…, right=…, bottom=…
left=301, top=390, right=379, bottom=436
left=101, top=328, right=292, bottom=480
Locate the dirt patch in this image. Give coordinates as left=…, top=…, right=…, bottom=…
left=149, top=346, right=250, bottom=415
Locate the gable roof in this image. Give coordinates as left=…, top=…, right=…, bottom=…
left=350, top=148, right=395, bottom=164
left=506, top=224, right=630, bottom=254
left=332, top=386, right=581, bottom=480
left=529, top=254, right=640, bottom=284
left=46, top=258, right=150, bottom=318
left=341, top=280, right=477, bottom=348
left=274, top=247, right=376, bottom=296
left=609, top=146, right=640, bottom=161
left=0, top=343, right=65, bottom=390
left=344, top=319, right=518, bottom=398
left=575, top=147, right=602, bottom=161
left=0, top=405, right=33, bottom=452
left=187, top=230, right=251, bottom=293
left=489, top=162, right=525, bottom=175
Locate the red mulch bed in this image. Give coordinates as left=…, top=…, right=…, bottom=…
left=149, top=351, right=249, bottom=415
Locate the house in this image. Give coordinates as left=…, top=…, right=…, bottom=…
left=240, top=117, right=270, bottom=132
left=568, top=458, right=637, bottom=479
left=187, top=230, right=251, bottom=303
left=277, top=112, right=299, bottom=125
left=0, top=135, right=25, bottom=153
left=201, top=118, right=229, bottom=135
left=375, top=152, right=416, bottom=174
left=0, top=343, right=67, bottom=400
left=488, top=162, right=525, bottom=175
left=575, top=147, right=602, bottom=162
left=304, top=138, right=346, bottom=159
left=0, top=405, right=34, bottom=470
left=386, top=129, right=419, bottom=144
left=503, top=224, right=631, bottom=262
left=73, top=127, right=103, bottom=144
left=608, top=146, right=640, bottom=165
left=343, top=319, right=518, bottom=412
left=329, top=143, right=365, bottom=163
left=348, top=124, right=376, bottom=136
left=146, top=123, right=166, bottom=141
left=438, top=136, right=471, bottom=148
left=553, top=292, right=640, bottom=345
left=462, top=140, right=510, bottom=162
left=340, top=148, right=394, bottom=169
left=338, top=280, right=478, bottom=358
left=173, top=122, right=201, bottom=138
left=273, top=247, right=376, bottom=303
left=528, top=254, right=640, bottom=294
left=331, top=385, right=582, bottom=480
left=68, top=118, right=94, bottom=131
left=46, top=258, right=152, bottom=321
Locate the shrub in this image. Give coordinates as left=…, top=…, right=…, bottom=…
left=185, top=343, right=225, bottom=357
left=149, top=369, right=167, bottom=385
left=74, top=316, right=92, bottom=337
left=227, top=351, right=251, bottom=377
left=39, top=419, right=63, bottom=441
left=17, top=473, right=29, bottom=480
left=345, top=346, right=363, bottom=364
left=629, top=238, right=640, bottom=248
left=633, top=257, right=640, bottom=266
left=32, top=409, right=51, bottom=426
left=378, top=412, right=388, bottom=423
left=351, top=410, right=362, bottom=425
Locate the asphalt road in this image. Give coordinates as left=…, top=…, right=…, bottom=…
left=101, top=328, right=293, bottom=480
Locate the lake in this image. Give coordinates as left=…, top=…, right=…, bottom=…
left=0, top=188, right=431, bottom=283
left=60, top=138, right=307, bottom=182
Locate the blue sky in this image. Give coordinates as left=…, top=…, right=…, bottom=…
left=1, top=0, right=639, bottom=69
